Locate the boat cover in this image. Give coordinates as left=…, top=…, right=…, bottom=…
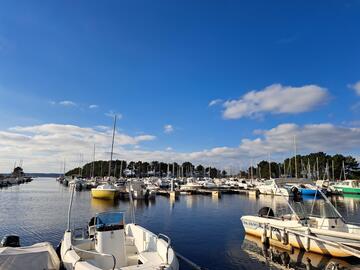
left=0, top=242, right=60, bottom=270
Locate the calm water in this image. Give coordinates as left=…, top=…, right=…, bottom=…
left=1, top=178, right=360, bottom=270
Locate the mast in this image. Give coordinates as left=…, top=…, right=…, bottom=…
left=294, top=135, right=298, bottom=179
left=108, top=115, right=117, bottom=178
left=316, top=157, right=319, bottom=180
left=120, top=160, right=123, bottom=178
left=250, top=159, right=254, bottom=184
left=332, top=159, right=335, bottom=181
left=91, top=144, right=95, bottom=178
left=268, top=153, right=271, bottom=179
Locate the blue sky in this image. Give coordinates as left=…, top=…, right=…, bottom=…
left=0, top=0, right=360, bottom=172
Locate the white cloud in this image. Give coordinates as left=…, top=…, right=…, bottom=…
left=208, top=99, right=222, bottom=107
left=348, top=81, right=360, bottom=96
left=0, top=123, right=156, bottom=173
left=164, top=124, right=174, bottom=134
left=89, top=104, right=98, bottom=109
left=59, top=100, right=77, bottom=106
left=166, top=147, right=173, bottom=151
left=222, top=84, right=328, bottom=119
left=1, top=122, right=359, bottom=173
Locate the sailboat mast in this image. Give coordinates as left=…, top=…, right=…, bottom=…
left=316, top=157, right=319, bottom=179
left=268, top=153, right=271, bottom=179
left=108, top=115, right=117, bottom=178
left=294, top=135, right=298, bottom=179
left=92, top=144, right=95, bottom=178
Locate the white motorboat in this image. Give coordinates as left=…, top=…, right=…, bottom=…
left=61, top=187, right=179, bottom=270
left=241, top=189, right=360, bottom=258
left=257, top=178, right=300, bottom=196
left=127, top=181, right=147, bottom=199
left=0, top=235, right=60, bottom=270
left=180, top=182, right=202, bottom=191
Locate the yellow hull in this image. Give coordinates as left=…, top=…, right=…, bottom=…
left=91, top=189, right=117, bottom=200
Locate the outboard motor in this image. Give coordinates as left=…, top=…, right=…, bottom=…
left=258, top=207, right=275, bottom=217
left=0, top=235, right=20, bottom=247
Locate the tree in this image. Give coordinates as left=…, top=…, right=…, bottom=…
left=195, top=165, right=205, bottom=177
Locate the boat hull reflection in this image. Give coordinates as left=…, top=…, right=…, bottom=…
left=242, top=234, right=360, bottom=270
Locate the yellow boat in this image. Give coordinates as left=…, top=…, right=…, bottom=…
left=91, top=184, right=118, bottom=200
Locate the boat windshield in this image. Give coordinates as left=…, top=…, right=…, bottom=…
left=288, top=196, right=341, bottom=220
left=95, top=212, right=124, bottom=231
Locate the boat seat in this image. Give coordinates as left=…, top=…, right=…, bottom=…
left=139, top=252, right=163, bottom=265
left=121, top=251, right=164, bottom=269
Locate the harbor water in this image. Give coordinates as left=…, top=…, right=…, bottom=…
left=1, top=178, right=360, bottom=269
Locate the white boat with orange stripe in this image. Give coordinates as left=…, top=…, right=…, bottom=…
left=241, top=189, right=360, bottom=258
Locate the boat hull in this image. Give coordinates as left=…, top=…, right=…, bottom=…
left=91, top=189, right=117, bottom=200
left=300, top=188, right=318, bottom=196
left=241, top=216, right=355, bottom=257
left=334, top=186, right=360, bottom=194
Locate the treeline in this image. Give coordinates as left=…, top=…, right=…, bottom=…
left=65, top=152, right=360, bottom=180
left=65, top=160, right=226, bottom=178
left=244, top=152, right=360, bottom=180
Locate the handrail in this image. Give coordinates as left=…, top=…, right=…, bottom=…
left=157, top=233, right=171, bottom=245
left=71, top=245, right=116, bottom=270
left=157, top=233, right=171, bottom=264
left=264, top=222, right=360, bottom=258
left=67, top=185, right=75, bottom=232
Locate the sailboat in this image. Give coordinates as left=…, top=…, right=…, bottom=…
left=91, top=116, right=118, bottom=200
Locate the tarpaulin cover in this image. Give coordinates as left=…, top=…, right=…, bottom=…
left=0, top=242, right=60, bottom=270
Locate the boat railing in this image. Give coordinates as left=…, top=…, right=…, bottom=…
left=262, top=222, right=360, bottom=258
left=157, top=233, right=171, bottom=264
left=71, top=245, right=116, bottom=270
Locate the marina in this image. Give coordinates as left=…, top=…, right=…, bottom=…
left=1, top=1, right=360, bottom=269
left=2, top=178, right=360, bottom=269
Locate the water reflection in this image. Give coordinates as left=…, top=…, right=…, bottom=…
left=91, top=198, right=119, bottom=212
left=242, top=234, right=360, bottom=270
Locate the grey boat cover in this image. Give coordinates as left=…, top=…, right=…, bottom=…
left=0, top=242, right=60, bottom=270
